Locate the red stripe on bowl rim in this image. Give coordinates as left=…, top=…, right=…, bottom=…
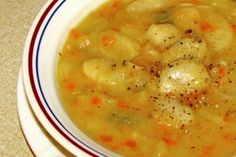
left=27, top=1, right=102, bottom=156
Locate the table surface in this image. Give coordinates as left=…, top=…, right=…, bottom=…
left=0, top=1, right=47, bottom=156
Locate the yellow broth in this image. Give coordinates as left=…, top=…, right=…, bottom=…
left=57, top=0, right=236, bottom=156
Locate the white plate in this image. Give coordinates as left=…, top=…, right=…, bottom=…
left=22, top=0, right=116, bottom=156
left=17, top=69, right=73, bottom=157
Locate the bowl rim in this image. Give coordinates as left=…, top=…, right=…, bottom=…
left=22, top=1, right=109, bottom=156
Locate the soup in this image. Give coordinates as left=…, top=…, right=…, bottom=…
left=57, top=0, right=236, bottom=156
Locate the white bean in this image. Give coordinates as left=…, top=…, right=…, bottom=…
left=159, top=60, right=210, bottom=94
left=162, top=38, right=207, bottom=63
left=170, top=6, right=201, bottom=31
left=83, top=58, right=117, bottom=85
left=146, top=24, right=182, bottom=49
left=154, top=98, right=193, bottom=126
left=127, top=0, right=178, bottom=13
left=83, top=58, right=148, bottom=91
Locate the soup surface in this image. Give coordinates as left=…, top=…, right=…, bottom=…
left=57, top=0, right=236, bottom=156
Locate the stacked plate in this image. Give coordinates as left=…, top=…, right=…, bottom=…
left=17, top=70, right=72, bottom=156
left=18, top=1, right=113, bottom=156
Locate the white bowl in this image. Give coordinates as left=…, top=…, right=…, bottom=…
left=22, top=0, right=120, bottom=156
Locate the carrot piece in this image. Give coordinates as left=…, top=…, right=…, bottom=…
left=112, top=27, right=120, bottom=32
left=64, top=81, right=75, bottom=91
left=117, top=100, right=129, bottom=109
left=200, top=145, right=215, bottom=157
left=223, top=110, right=236, bottom=122
left=190, top=0, right=200, bottom=4
left=221, top=132, right=236, bottom=143
left=156, top=124, right=175, bottom=138
left=100, top=134, right=113, bottom=143
left=110, top=144, right=121, bottom=151
left=162, top=136, right=178, bottom=147
left=129, top=71, right=135, bottom=77
left=70, top=29, right=83, bottom=39
left=112, top=0, right=121, bottom=9
left=124, top=139, right=137, bottom=149
left=200, top=20, right=214, bottom=32
left=91, top=96, right=102, bottom=106
left=101, top=35, right=116, bottom=47
left=217, top=67, right=225, bottom=78
left=99, top=0, right=121, bottom=18
left=232, top=24, right=236, bottom=32
left=156, top=125, right=179, bottom=147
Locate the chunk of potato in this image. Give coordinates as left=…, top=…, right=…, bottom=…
left=146, top=24, right=182, bottom=49
left=159, top=60, right=210, bottom=94
left=153, top=98, right=193, bottom=126
left=127, top=0, right=178, bottom=13
left=83, top=58, right=148, bottom=91
left=162, top=38, right=207, bottom=63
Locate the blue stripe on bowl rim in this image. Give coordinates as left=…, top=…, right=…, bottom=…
left=28, top=0, right=107, bottom=156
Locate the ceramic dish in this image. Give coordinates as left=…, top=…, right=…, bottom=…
left=22, top=0, right=236, bottom=156
left=22, top=0, right=118, bottom=156
left=17, top=69, right=73, bottom=157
